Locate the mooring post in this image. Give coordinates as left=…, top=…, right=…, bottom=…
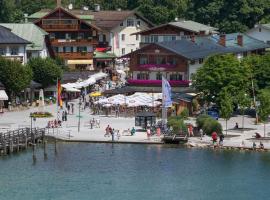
left=3, top=139, right=7, bottom=156
left=43, top=140, right=47, bottom=160
left=9, top=139, right=13, bottom=154
left=16, top=137, right=20, bottom=152
left=32, top=144, right=36, bottom=164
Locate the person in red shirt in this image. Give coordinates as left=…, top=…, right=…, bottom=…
left=212, top=132, right=218, bottom=145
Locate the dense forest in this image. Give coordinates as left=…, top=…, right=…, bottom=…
left=1, top=0, right=270, bottom=33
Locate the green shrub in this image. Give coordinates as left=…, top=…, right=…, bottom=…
left=202, top=118, right=223, bottom=136
left=168, top=116, right=188, bottom=134
left=196, top=114, right=211, bottom=129
left=179, top=107, right=189, bottom=119
left=196, top=114, right=222, bottom=135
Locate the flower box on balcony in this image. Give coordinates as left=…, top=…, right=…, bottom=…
left=127, top=79, right=190, bottom=87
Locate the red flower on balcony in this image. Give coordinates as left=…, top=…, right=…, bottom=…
left=128, top=79, right=190, bottom=86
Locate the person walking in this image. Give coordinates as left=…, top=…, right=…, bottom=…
left=131, top=127, right=136, bottom=136
left=64, top=110, right=68, bottom=121
left=219, top=134, right=224, bottom=146
left=212, top=131, right=218, bottom=146
left=146, top=127, right=151, bottom=140
left=62, top=111, right=65, bottom=122
left=199, top=129, right=203, bottom=140
left=111, top=128, right=115, bottom=142
left=105, top=125, right=110, bottom=137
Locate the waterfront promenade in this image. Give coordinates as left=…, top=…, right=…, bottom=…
left=1, top=100, right=270, bottom=149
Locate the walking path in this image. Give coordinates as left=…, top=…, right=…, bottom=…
left=1, top=100, right=270, bottom=149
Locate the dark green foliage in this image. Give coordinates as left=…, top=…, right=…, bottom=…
left=258, top=89, right=270, bottom=123
left=2, top=0, right=269, bottom=33
left=0, top=57, right=32, bottom=96
left=202, top=118, right=223, bottom=136
left=28, top=57, right=62, bottom=88
left=196, top=114, right=222, bottom=135
left=192, top=54, right=249, bottom=104
left=168, top=116, right=188, bottom=134
left=196, top=114, right=211, bottom=129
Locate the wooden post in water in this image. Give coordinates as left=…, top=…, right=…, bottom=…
left=43, top=140, right=48, bottom=160
left=3, top=139, right=7, bottom=156
left=16, top=137, right=20, bottom=152
left=32, top=144, right=36, bottom=164
left=9, top=139, right=13, bottom=154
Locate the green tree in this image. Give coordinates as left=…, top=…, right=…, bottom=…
left=28, top=57, right=62, bottom=88
left=0, top=57, right=32, bottom=98
left=258, top=89, right=270, bottom=137
left=219, top=88, right=233, bottom=135
left=192, top=54, right=249, bottom=104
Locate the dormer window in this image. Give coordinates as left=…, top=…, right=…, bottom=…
left=127, top=19, right=134, bottom=27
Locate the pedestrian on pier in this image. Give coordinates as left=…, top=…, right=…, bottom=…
left=219, top=134, right=224, bottom=146
left=64, top=110, right=68, bottom=121
left=111, top=128, right=115, bottom=142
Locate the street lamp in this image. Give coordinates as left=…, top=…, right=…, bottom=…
left=78, top=97, right=82, bottom=132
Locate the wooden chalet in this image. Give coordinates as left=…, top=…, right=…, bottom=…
left=34, top=6, right=100, bottom=70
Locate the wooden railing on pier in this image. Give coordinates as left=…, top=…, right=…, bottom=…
left=0, top=128, right=46, bottom=156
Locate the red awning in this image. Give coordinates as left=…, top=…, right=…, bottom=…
left=96, top=48, right=107, bottom=52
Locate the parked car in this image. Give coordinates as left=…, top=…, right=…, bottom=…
left=207, top=110, right=219, bottom=120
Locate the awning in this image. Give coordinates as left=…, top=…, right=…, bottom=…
left=96, top=48, right=107, bottom=52
left=0, top=90, right=8, bottom=101
left=67, top=60, right=93, bottom=65
left=94, top=51, right=116, bottom=60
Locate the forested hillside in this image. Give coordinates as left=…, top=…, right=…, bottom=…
left=1, top=0, right=270, bottom=33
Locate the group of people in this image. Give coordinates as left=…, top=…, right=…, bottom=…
left=89, top=118, right=100, bottom=129
left=211, top=131, right=225, bottom=146
left=105, top=125, right=120, bottom=141
left=47, top=119, right=61, bottom=128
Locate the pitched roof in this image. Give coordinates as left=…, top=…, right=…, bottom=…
left=169, top=21, right=218, bottom=33
left=133, top=20, right=218, bottom=35
left=33, top=7, right=101, bottom=31
left=28, top=9, right=154, bottom=30
left=0, top=25, right=31, bottom=45
left=0, top=23, right=47, bottom=51
left=128, top=33, right=270, bottom=60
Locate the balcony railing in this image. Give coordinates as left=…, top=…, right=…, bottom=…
left=50, top=38, right=98, bottom=46
left=55, top=52, right=93, bottom=59
left=127, top=79, right=190, bottom=87
left=139, top=64, right=176, bottom=68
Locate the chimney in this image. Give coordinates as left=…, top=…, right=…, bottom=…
left=24, top=13, right=28, bottom=23
left=190, top=35, right=195, bottom=43
left=219, top=34, right=226, bottom=47
left=94, top=4, right=100, bottom=12
left=237, top=34, right=243, bottom=46
left=56, top=0, right=61, bottom=7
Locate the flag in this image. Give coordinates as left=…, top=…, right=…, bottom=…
left=57, top=79, right=63, bottom=107
left=162, top=76, right=172, bottom=107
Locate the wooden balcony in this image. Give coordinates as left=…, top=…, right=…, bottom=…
left=50, top=39, right=98, bottom=46
left=55, top=52, right=93, bottom=60
left=41, top=24, right=79, bottom=31
left=41, top=19, right=79, bottom=31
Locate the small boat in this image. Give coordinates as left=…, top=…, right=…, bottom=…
left=163, top=134, right=188, bottom=144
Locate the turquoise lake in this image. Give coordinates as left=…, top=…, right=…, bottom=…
left=0, top=143, right=270, bottom=200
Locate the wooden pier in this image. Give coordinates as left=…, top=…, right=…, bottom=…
left=0, top=128, right=46, bottom=156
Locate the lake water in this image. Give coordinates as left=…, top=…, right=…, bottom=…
left=0, top=143, right=270, bottom=200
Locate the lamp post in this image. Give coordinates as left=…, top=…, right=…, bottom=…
left=30, top=112, right=36, bottom=163
left=78, top=97, right=82, bottom=132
